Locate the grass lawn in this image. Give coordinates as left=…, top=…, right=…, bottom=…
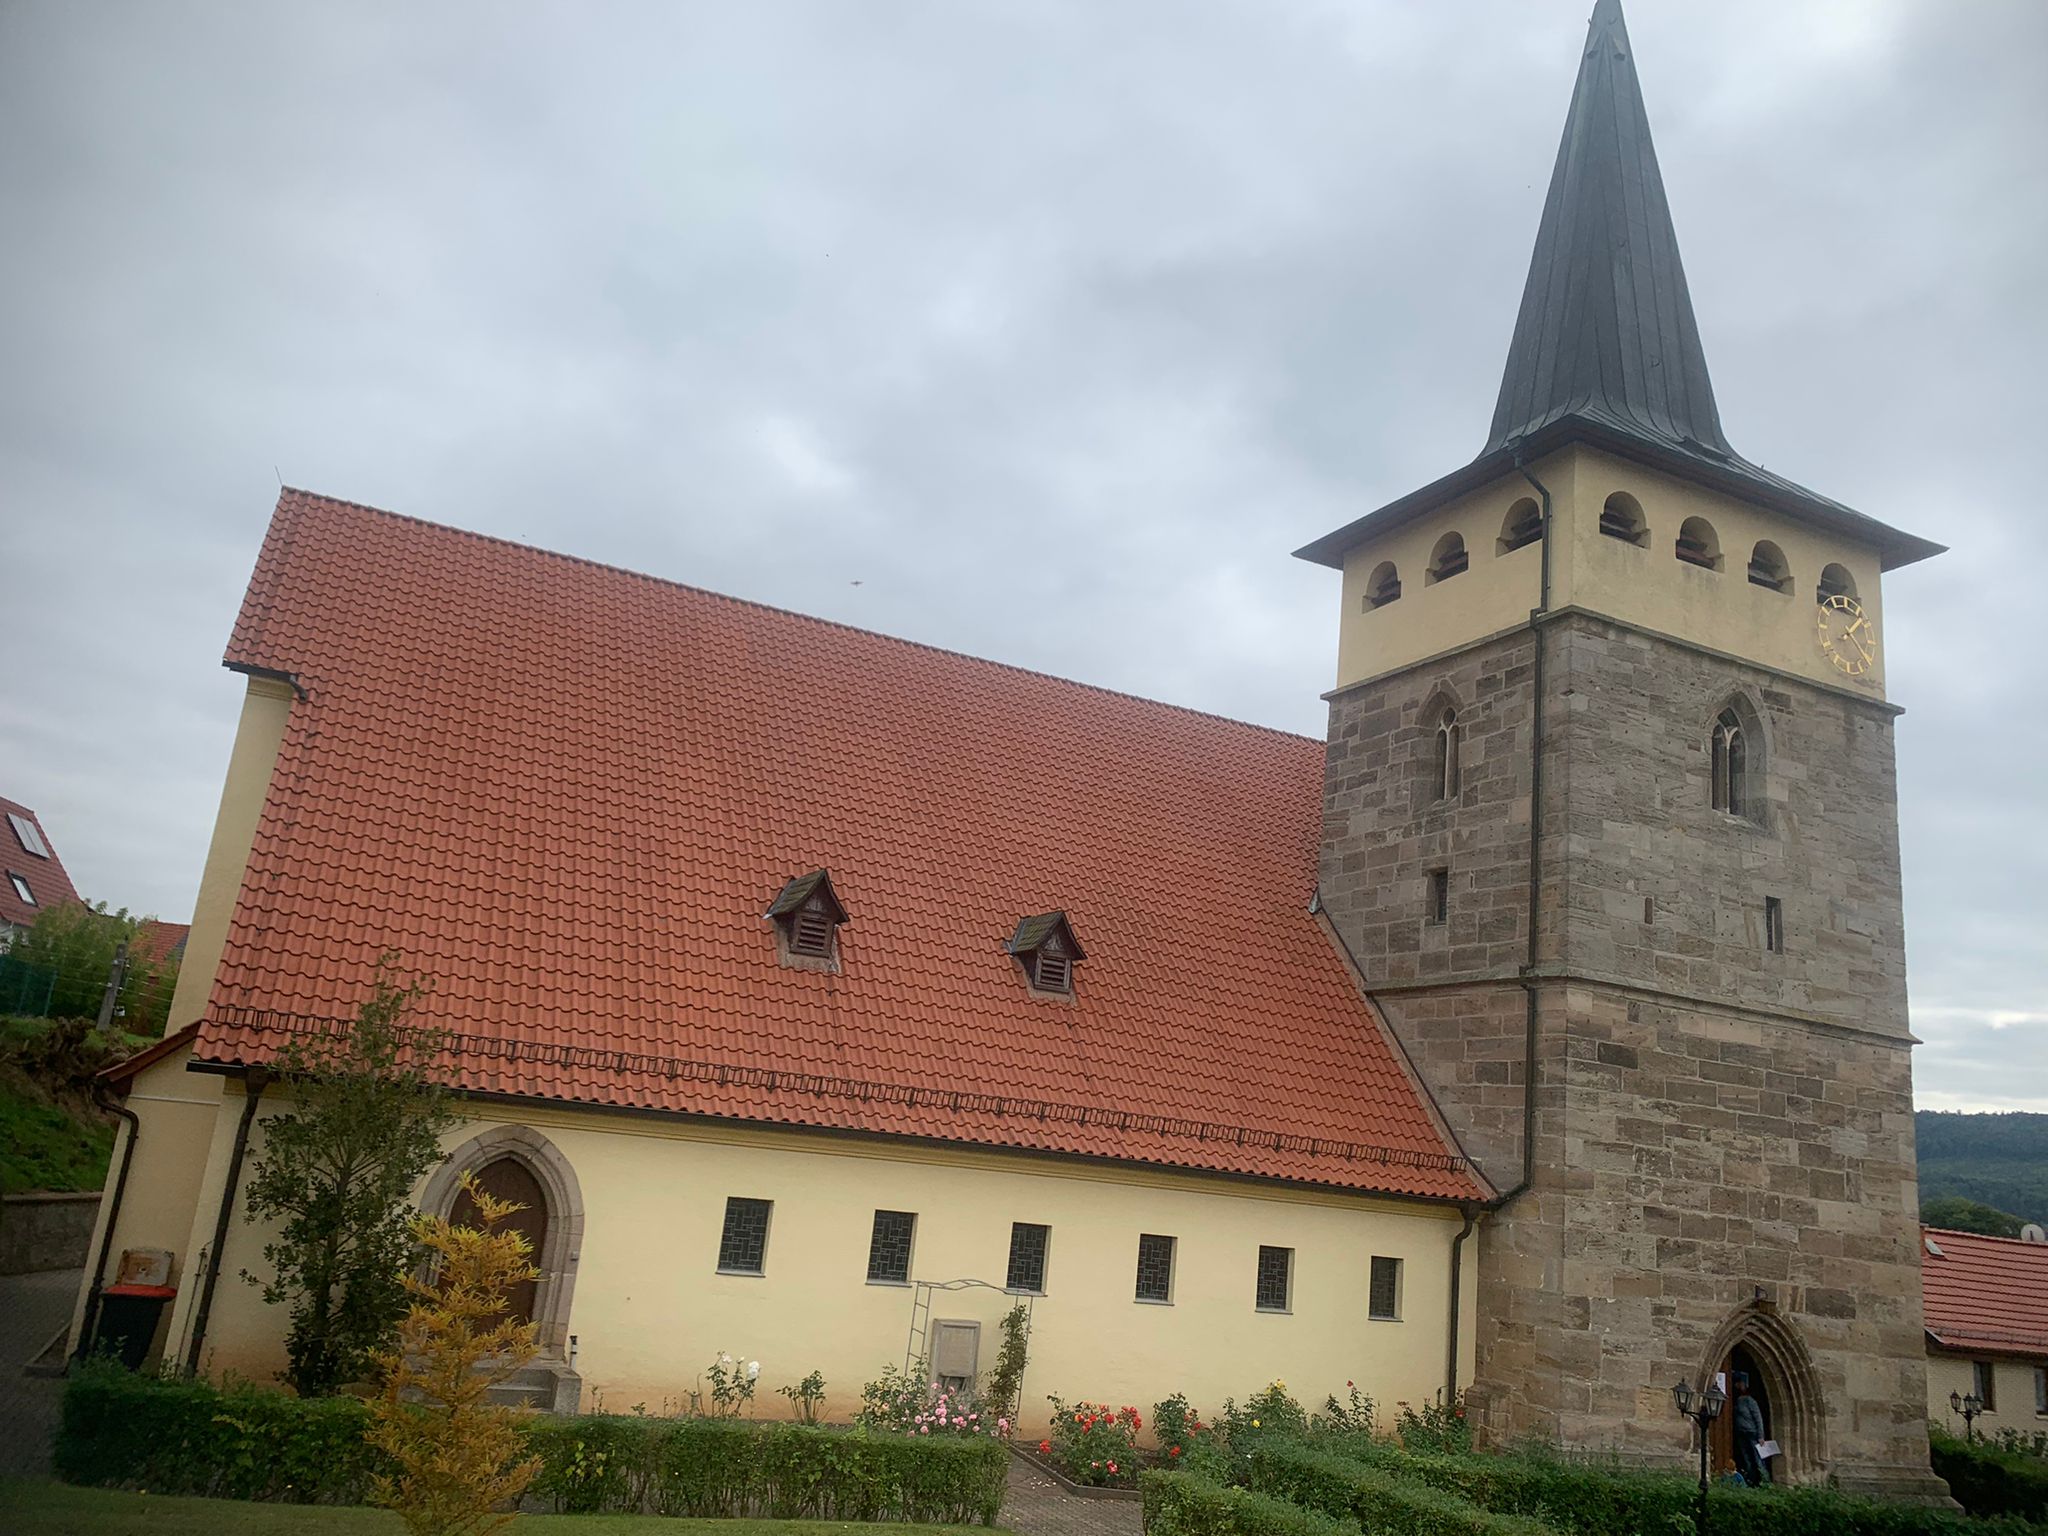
left=0, top=1481, right=1011, bottom=1536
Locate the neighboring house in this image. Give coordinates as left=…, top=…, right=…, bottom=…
left=131, top=919, right=191, bottom=970
left=76, top=0, right=1948, bottom=1499
left=1924, top=1226, right=2048, bottom=1432
left=0, top=794, right=82, bottom=947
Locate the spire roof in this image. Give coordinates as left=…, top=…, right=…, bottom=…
left=1295, top=1, right=1941, bottom=572
left=1484, top=0, right=1727, bottom=458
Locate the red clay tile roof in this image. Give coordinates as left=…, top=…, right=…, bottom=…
left=1922, top=1227, right=2048, bottom=1360
left=193, top=489, right=1483, bottom=1201
left=0, top=795, right=82, bottom=930
left=132, top=919, right=191, bottom=968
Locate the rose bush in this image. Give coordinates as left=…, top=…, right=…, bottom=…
left=1045, top=1396, right=1142, bottom=1487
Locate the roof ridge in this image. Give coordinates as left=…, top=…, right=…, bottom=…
left=1923, top=1226, right=2048, bottom=1249
left=270, top=487, right=1320, bottom=748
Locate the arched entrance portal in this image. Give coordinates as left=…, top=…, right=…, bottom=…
left=419, top=1124, right=586, bottom=1359
left=451, top=1156, right=549, bottom=1326
left=1696, top=1302, right=1829, bottom=1485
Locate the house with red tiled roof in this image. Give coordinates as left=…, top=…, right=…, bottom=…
left=72, top=3, right=1953, bottom=1494
left=1923, top=1226, right=2048, bottom=1432
left=0, top=794, right=81, bottom=945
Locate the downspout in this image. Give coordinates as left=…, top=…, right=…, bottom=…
left=73, top=1085, right=142, bottom=1362
left=183, top=1068, right=269, bottom=1375
left=1445, top=449, right=1553, bottom=1405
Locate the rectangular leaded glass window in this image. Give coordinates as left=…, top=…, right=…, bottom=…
left=1135, top=1233, right=1175, bottom=1303
left=1255, top=1245, right=1292, bottom=1312
left=1368, top=1255, right=1402, bottom=1320
left=1007, top=1221, right=1050, bottom=1293
left=717, top=1196, right=773, bottom=1274
left=867, top=1209, right=916, bottom=1284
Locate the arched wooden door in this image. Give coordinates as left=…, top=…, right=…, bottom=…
left=451, top=1156, right=549, bottom=1326
left=1709, top=1343, right=1775, bottom=1478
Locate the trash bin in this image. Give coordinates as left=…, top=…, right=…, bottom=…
left=95, top=1283, right=176, bottom=1370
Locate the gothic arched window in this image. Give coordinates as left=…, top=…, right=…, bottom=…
left=1435, top=707, right=1461, bottom=802
left=1711, top=708, right=1749, bottom=817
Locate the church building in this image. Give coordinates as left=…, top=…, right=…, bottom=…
left=73, top=0, right=1947, bottom=1498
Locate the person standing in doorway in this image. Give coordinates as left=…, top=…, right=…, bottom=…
left=1731, top=1373, right=1768, bottom=1486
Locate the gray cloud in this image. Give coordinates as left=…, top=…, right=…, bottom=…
left=3, top=0, right=2043, bottom=1106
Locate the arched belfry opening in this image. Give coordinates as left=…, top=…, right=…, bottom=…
left=421, top=1124, right=586, bottom=1360
left=1696, top=1301, right=1830, bottom=1485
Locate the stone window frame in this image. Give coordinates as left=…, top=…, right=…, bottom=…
left=1705, top=690, right=1771, bottom=830
left=419, top=1123, right=586, bottom=1359
left=1416, top=684, right=1467, bottom=811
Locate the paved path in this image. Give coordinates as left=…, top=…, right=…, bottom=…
left=1002, top=1453, right=1143, bottom=1536
left=0, top=1268, right=78, bottom=1481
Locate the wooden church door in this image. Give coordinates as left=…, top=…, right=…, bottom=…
left=451, top=1156, right=549, bottom=1327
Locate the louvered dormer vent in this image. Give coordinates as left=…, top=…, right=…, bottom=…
left=1006, top=911, right=1085, bottom=998
left=765, top=868, right=849, bottom=970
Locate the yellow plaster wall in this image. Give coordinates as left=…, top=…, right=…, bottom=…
left=65, top=1045, right=223, bottom=1359
left=1559, top=446, right=1887, bottom=696
left=1330, top=445, right=1888, bottom=698
left=165, top=675, right=294, bottom=1033
left=1927, top=1351, right=2048, bottom=1432
left=187, top=1098, right=1474, bottom=1431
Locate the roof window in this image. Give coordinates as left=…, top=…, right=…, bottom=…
left=1008, top=911, right=1084, bottom=997
left=7, top=813, right=49, bottom=858
left=765, top=869, right=847, bottom=967
left=8, top=872, right=33, bottom=906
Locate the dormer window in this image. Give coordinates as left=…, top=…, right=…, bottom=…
left=1007, top=912, right=1085, bottom=998
left=765, top=869, right=848, bottom=968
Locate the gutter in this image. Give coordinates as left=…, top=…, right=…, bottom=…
left=73, top=1085, right=142, bottom=1363
left=182, top=1068, right=269, bottom=1375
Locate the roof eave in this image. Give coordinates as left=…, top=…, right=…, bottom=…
left=1293, top=421, right=1945, bottom=572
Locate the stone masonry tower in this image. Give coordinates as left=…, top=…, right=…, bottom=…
left=1301, top=1, right=1947, bottom=1500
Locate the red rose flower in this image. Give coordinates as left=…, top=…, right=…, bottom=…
left=1040, top=1440, right=1052, bottom=1455
left=1169, top=1446, right=1182, bottom=1458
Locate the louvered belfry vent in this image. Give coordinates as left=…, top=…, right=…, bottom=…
left=765, top=868, right=849, bottom=966
left=1008, top=911, right=1085, bottom=997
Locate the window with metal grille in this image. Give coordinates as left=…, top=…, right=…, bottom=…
left=1497, top=498, right=1542, bottom=555
left=1426, top=868, right=1449, bottom=925
left=867, top=1209, right=916, bottom=1284
left=1764, top=896, right=1785, bottom=955
left=1364, top=561, right=1402, bottom=609
left=1599, top=492, right=1649, bottom=546
left=1255, top=1245, right=1292, bottom=1312
left=716, top=1196, right=773, bottom=1274
left=8, top=872, right=34, bottom=907
left=1135, top=1233, right=1175, bottom=1304
left=1032, top=951, right=1071, bottom=993
left=1974, top=1360, right=1997, bottom=1412
left=1368, top=1255, right=1402, bottom=1321
left=7, top=813, right=48, bottom=858
left=1006, top=1221, right=1050, bottom=1293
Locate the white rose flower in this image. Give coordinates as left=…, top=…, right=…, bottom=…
left=746, top=1360, right=760, bottom=1380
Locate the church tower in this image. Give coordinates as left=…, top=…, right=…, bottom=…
left=1304, top=1, right=1946, bottom=1499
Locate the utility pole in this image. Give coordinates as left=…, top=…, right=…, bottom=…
left=95, top=942, right=128, bottom=1031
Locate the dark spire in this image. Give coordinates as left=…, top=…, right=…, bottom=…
left=1484, top=0, right=1730, bottom=459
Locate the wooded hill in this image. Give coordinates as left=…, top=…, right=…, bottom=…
left=1917, top=1111, right=2048, bottom=1227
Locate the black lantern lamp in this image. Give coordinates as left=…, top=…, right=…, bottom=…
left=1949, top=1390, right=1985, bottom=1442
left=1671, top=1379, right=1728, bottom=1535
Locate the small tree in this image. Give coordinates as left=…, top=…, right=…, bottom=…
left=241, top=957, right=455, bottom=1396
left=1922, top=1195, right=2026, bottom=1238
left=7, top=899, right=180, bottom=1030
left=367, top=1173, right=542, bottom=1536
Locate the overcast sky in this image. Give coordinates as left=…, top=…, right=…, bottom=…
left=2, top=1, right=2043, bottom=1111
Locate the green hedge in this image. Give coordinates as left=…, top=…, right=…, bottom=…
left=1245, top=1442, right=1558, bottom=1536
left=1141, top=1468, right=1359, bottom=1536
left=57, top=1368, right=1008, bottom=1525
left=1302, top=1433, right=2038, bottom=1536
left=1930, top=1428, right=2048, bottom=1524
left=56, top=1365, right=381, bottom=1503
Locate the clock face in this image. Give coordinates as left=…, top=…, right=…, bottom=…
left=1817, top=593, right=1877, bottom=677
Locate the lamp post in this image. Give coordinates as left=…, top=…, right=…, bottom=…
left=1949, top=1390, right=1984, bottom=1442
left=1672, top=1378, right=1728, bottom=1536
